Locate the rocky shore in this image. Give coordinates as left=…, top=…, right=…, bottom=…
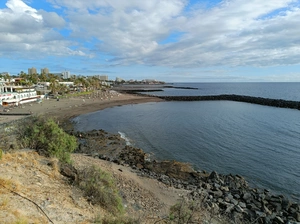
left=1, top=91, right=299, bottom=223
left=137, top=94, right=300, bottom=110
left=71, top=129, right=300, bottom=224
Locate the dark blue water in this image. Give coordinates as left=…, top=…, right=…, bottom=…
left=73, top=83, right=300, bottom=202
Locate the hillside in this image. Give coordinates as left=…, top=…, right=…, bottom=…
left=0, top=150, right=189, bottom=224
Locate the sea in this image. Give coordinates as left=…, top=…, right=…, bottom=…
left=73, top=82, right=300, bottom=202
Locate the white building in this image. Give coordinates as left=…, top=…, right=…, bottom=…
left=62, top=71, right=71, bottom=79
left=94, top=75, right=108, bottom=81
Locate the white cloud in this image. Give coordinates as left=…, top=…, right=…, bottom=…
left=2, top=0, right=300, bottom=73
left=48, top=0, right=300, bottom=68
left=5, top=0, right=42, bottom=21
left=0, top=0, right=83, bottom=58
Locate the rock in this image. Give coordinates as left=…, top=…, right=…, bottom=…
left=234, top=194, right=241, bottom=199
left=270, top=195, right=283, bottom=203
left=209, top=171, right=220, bottom=181
left=255, top=211, right=267, bottom=218
left=273, top=216, right=284, bottom=224
left=220, top=186, right=229, bottom=192
left=231, top=198, right=238, bottom=205
left=213, top=183, right=221, bottom=189
left=243, top=192, right=252, bottom=201
left=262, top=204, right=272, bottom=216
left=282, top=198, right=292, bottom=211
left=235, top=205, right=244, bottom=213
left=211, top=190, right=223, bottom=198
left=293, top=212, right=300, bottom=222
left=225, top=204, right=235, bottom=213
left=59, top=163, right=78, bottom=182
left=239, top=202, right=246, bottom=208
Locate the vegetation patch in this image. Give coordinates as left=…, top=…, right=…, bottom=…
left=17, top=116, right=77, bottom=163
left=76, top=165, right=124, bottom=214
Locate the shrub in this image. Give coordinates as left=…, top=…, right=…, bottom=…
left=94, top=214, right=139, bottom=224
left=17, top=116, right=77, bottom=163
left=0, top=149, right=2, bottom=160
left=76, top=165, right=123, bottom=214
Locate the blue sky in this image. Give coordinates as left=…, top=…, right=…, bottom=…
left=1, top=0, right=300, bottom=82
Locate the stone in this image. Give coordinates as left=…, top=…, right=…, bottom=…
left=231, top=199, right=238, bottom=205
left=239, top=202, right=246, bottom=208
left=255, top=211, right=267, bottom=218
left=293, top=212, right=300, bottom=222
left=225, top=204, right=235, bottom=213
left=235, top=205, right=244, bottom=213
left=211, top=190, right=223, bottom=198
left=209, top=171, right=220, bottom=181
left=262, top=204, right=272, bottom=215
left=234, top=194, right=241, bottom=199
left=243, top=192, right=252, bottom=201
left=282, top=199, right=292, bottom=211
left=270, top=195, right=283, bottom=203
left=213, top=183, right=221, bottom=189
left=273, top=216, right=284, bottom=224
left=220, top=186, right=229, bottom=192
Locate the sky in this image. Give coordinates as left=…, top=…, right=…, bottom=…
left=1, top=0, right=300, bottom=82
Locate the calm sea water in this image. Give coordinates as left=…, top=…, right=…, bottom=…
left=73, top=83, right=300, bottom=202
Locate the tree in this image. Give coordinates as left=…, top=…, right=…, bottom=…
left=4, top=73, right=11, bottom=84
left=39, top=73, right=47, bottom=82
left=49, top=78, right=59, bottom=95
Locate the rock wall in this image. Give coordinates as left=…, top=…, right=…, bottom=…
left=155, top=94, right=300, bottom=110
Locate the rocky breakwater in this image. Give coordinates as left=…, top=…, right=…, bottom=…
left=155, top=94, right=300, bottom=110
left=71, top=130, right=300, bottom=224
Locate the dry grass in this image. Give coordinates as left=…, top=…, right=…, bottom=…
left=0, top=196, right=9, bottom=209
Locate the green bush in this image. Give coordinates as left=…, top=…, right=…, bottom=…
left=76, top=165, right=124, bottom=214
left=18, top=116, right=77, bottom=163
left=94, top=214, right=139, bottom=224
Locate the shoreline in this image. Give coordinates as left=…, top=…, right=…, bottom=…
left=1, top=90, right=300, bottom=223
left=0, top=91, right=164, bottom=124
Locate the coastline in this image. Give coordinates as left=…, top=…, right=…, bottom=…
left=0, top=91, right=164, bottom=124
left=1, top=90, right=299, bottom=223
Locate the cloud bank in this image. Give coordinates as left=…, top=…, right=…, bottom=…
left=1, top=0, right=300, bottom=79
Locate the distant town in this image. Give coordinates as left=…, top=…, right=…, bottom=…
left=1, top=67, right=165, bottom=87
left=0, top=67, right=165, bottom=107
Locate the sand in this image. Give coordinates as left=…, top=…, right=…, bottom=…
left=0, top=91, right=163, bottom=124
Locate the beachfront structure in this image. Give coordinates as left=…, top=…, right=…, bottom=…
left=0, top=81, right=40, bottom=106
left=41, top=68, right=49, bottom=75
left=28, top=67, right=37, bottom=75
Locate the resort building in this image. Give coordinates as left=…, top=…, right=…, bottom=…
left=94, top=75, right=108, bottom=81
left=41, top=68, right=49, bottom=75
left=28, top=67, right=37, bottom=75
left=62, top=71, right=71, bottom=79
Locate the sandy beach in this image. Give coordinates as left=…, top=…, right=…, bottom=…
left=0, top=91, right=164, bottom=124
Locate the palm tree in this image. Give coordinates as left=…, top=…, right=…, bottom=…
left=49, top=78, right=59, bottom=95
left=58, top=84, right=68, bottom=95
